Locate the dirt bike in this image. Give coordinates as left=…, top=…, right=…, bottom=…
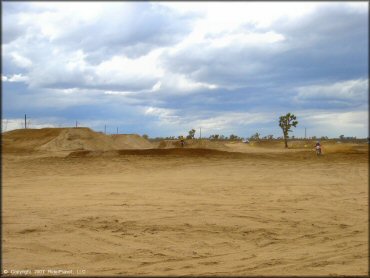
left=315, top=146, right=322, bottom=156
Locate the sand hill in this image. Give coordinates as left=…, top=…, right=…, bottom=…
left=2, top=128, right=153, bottom=153
left=110, top=134, right=153, bottom=149
left=3, top=128, right=66, bottom=153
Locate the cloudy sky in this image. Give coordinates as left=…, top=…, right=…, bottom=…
left=2, top=2, right=368, bottom=138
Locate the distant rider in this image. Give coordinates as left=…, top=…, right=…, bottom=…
left=315, top=141, right=321, bottom=155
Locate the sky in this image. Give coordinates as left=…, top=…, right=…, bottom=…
left=2, top=1, right=369, bottom=138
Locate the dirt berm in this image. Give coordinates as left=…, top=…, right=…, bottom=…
left=2, top=128, right=153, bottom=152
left=157, top=139, right=228, bottom=150
left=67, top=148, right=247, bottom=158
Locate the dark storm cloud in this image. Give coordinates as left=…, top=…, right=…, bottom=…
left=2, top=2, right=200, bottom=91
left=2, top=15, right=25, bottom=44
left=53, top=3, right=199, bottom=62
left=161, top=4, right=367, bottom=91
left=2, top=2, right=55, bottom=44
left=2, top=2, right=368, bottom=137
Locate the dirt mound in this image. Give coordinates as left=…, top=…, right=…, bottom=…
left=110, top=134, right=153, bottom=149
left=157, top=139, right=227, bottom=150
left=67, top=148, right=245, bottom=158
left=38, top=128, right=114, bottom=151
left=3, top=128, right=154, bottom=153
left=250, top=140, right=350, bottom=150
left=321, top=143, right=367, bottom=154
left=2, top=128, right=65, bottom=153
left=157, top=140, right=181, bottom=149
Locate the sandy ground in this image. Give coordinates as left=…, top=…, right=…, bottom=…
left=2, top=142, right=368, bottom=276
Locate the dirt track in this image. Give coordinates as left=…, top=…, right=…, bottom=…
left=2, top=132, right=369, bottom=275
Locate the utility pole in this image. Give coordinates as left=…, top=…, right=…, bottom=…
left=199, top=127, right=202, bottom=139
left=104, top=125, right=106, bottom=134
left=116, top=127, right=118, bottom=134
left=75, top=121, right=78, bottom=128
left=304, top=127, right=307, bottom=139
left=24, top=114, right=27, bottom=129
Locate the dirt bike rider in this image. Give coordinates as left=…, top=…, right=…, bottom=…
left=315, top=140, right=321, bottom=155
left=179, top=136, right=185, bottom=147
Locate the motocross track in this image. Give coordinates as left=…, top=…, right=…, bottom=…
left=2, top=128, right=368, bottom=276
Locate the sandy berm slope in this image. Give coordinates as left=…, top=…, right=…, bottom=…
left=157, top=139, right=228, bottom=150
left=2, top=128, right=154, bottom=153
left=2, top=129, right=368, bottom=275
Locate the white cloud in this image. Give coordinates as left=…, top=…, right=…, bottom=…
left=94, top=50, right=219, bottom=93
left=2, top=73, right=29, bottom=83
left=144, top=106, right=181, bottom=125
left=152, top=81, right=162, bottom=91
left=95, top=49, right=164, bottom=87
left=10, top=52, right=32, bottom=68
left=159, top=2, right=318, bottom=30
left=301, top=110, right=367, bottom=127
left=295, top=78, right=368, bottom=104
left=159, top=73, right=218, bottom=93
left=104, top=91, right=132, bottom=96
left=16, top=2, right=120, bottom=41
left=208, top=31, right=285, bottom=49
left=192, top=112, right=273, bottom=132
left=2, top=118, right=57, bottom=132
left=143, top=106, right=273, bottom=135
left=299, top=110, right=368, bottom=137
left=24, top=47, right=165, bottom=90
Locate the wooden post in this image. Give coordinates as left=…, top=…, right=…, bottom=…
left=24, top=114, right=27, bottom=129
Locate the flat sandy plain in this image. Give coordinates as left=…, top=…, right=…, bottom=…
left=2, top=129, right=369, bottom=276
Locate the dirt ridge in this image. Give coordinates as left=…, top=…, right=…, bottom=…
left=2, top=128, right=153, bottom=152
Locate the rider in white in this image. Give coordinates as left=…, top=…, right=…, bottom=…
left=315, top=140, right=321, bottom=154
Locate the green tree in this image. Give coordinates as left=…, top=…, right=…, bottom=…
left=250, top=132, right=260, bottom=140
left=187, top=129, right=196, bottom=139
left=229, top=134, right=239, bottom=140
left=279, top=113, right=298, bottom=148
left=142, top=134, right=149, bottom=140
